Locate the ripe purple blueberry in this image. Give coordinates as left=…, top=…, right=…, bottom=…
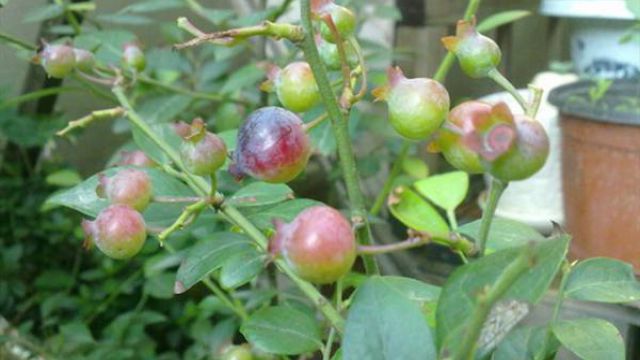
left=231, top=107, right=311, bottom=183
left=179, top=118, right=227, bottom=176
left=97, top=168, right=152, bottom=211
left=373, top=66, right=450, bottom=140
left=442, top=18, right=502, bottom=79
left=271, top=205, right=356, bottom=284
left=39, top=44, right=76, bottom=79
left=82, top=205, right=147, bottom=260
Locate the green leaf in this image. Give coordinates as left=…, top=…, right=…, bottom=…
left=97, top=13, right=152, bottom=25
left=242, top=199, right=322, bottom=230
left=552, top=318, right=625, bottom=360
left=43, top=167, right=193, bottom=227
left=378, top=276, right=441, bottom=304
left=459, top=217, right=545, bottom=252
left=564, top=258, right=640, bottom=303
left=477, top=10, right=531, bottom=33
left=74, top=30, right=136, bottom=65
left=402, top=156, right=429, bottom=179
left=175, top=232, right=254, bottom=294
left=228, top=182, right=293, bottom=208
left=241, top=305, right=322, bottom=355
left=436, top=235, right=570, bottom=354
left=144, top=272, right=175, bottom=299
left=45, top=169, right=82, bottom=187
left=119, top=0, right=183, bottom=13
left=220, top=64, right=264, bottom=94
left=343, top=277, right=437, bottom=360
left=219, top=246, right=265, bottom=289
left=138, top=95, right=192, bottom=124
left=414, top=171, right=468, bottom=211
left=24, top=4, right=64, bottom=22
left=388, top=186, right=449, bottom=237
left=493, top=325, right=559, bottom=360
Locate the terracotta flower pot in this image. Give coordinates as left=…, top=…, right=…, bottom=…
left=549, top=80, right=640, bottom=270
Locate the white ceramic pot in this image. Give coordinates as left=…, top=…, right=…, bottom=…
left=540, top=0, right=640, bottom=79
left=479, top=72, right=577, bottom=232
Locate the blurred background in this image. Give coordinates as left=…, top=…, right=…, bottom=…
left=0, top=0, right=638, bottom=359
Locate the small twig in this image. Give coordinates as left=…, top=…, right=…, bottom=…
left=153, top=195, right=204, bottom=203
left=349, top=36, right=368, bottom=104
left=302, top=112, right=329, bottom=131
left=320, top=15, right=352, bottom=109
left=370, top=142, right=410, bottom=216
left=57, top=107, right=124, bottom=136
left=527, top=85, right=544, bottom=118
left=175, top=18, right=304, bottom=49
left=357, top=235, right=430, bottom=255
left=488, top=68, right=527, bottom=113
left=157, top=199, right=207, bottom=245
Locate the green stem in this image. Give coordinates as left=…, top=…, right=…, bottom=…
left=175, top=17, right=303, bottom=49
left=157, top=199, right=207, bottom=244
left=57, top=107, right=125, bottom=136
left=488, top=68, right=527, bottom=113
left=477, top=177, right=506, bottom=255
left=537, top=260, right=572, bottom=360
left=447, top=209, right=459, bottom=230
left=203, top=278, right=249, bottom=320
left=0, top=87, right=81, bottom=109
left=300, top=0, right=378, bottom=275
left=527, top=85, right=544, bottom=118
left=454, top=246, right=533, bottom=360
left=370, top=141, right=409, bottom=216
left=0, top=30, right=37, bottom=51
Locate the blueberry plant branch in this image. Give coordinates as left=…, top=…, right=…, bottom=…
left=455, top=245, right=534, bottom=360
left=300, top=0, right=379, bottom=274
left=357, top=230, right=475, bottom=256
left=57, top=107, right=124, bottom=136
left=111, top=85, right=346, bottom=332
left=175, top=17, right=304, bottom=49
left=370, top=141, right=410, bottom=216
left=477, top=177, right=507, bottom=255
left=537, top=260, right=573, bottom=360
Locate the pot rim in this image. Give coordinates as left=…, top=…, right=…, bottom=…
left=548, top=79, right=640, bottom=126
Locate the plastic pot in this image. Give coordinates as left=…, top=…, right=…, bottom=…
left=540, top=0, right=640, bottom=79
left=549, top=79, right=640, bottom=270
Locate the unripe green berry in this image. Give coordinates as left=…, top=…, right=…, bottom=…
left=122, top=43, right=146, bottom=72
left=275, top=62, right=320, bottom=113
left=374, top=66, right=450, bottom=140
left=179, top=119, right=227, bottom=176
left=73, top=48, right=95, bottom=72
left=40, top=44, right=76, bottom=79
left=319, top=4, right=356, bottom=43
left=316, top=35, right=358, bottom=71
left=442, top=19, right=501, bottom=78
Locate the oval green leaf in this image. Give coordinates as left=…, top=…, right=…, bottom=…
left=175, top=232, right=253, bottom=294
left=388, top=186, right=449, bottom=238
left=343, top=276, right=437, bottom=360
left=552, top=318, right=625, bottom=360
left=227, top=182, right=293, bottom=208
left=564, top=258, right=640, bottom=303
left=241, top=305, right=322, bottom=355
left=414, top=171, right=468, bottom=211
